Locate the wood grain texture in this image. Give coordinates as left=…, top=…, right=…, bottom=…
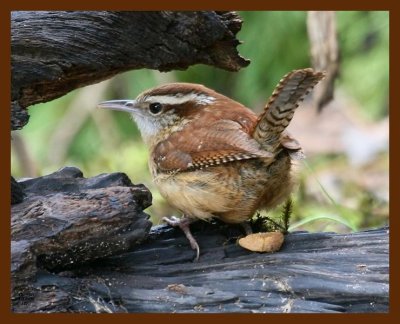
left=11, top=168, right=389, bottom=314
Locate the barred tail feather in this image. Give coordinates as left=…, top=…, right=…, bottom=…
left=253, top=68, right=325, bottom=150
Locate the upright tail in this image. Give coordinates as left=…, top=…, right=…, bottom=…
left=253, top=68, right=325, bottom=151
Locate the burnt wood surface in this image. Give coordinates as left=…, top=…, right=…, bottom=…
left=11, top=11, right=249, bottom=130
left=11, top=168, right=389, bottom=313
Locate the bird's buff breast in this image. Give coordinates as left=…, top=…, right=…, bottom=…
left=149, top=156, right=294, bottom=224
left=151, top=167, right=237, bottom=221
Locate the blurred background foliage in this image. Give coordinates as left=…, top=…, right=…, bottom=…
left=11, top=11, right=389, bottom=233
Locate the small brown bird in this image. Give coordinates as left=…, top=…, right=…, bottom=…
left=98, top=68, right=324, bottom=260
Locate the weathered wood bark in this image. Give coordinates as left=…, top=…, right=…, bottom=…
left=11, top=167, right=152, bottom=304
left=11, top=168, right=389, bottom=313
left=11, top=11, right=249, bottom=130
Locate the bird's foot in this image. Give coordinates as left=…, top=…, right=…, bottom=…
left=162, top=216, right=200, bottom=262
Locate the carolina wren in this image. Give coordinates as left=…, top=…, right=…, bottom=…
left=98, top=68, right=324, bottom=260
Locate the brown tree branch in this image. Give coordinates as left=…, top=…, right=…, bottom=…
left=11, top=11, right=250, bottom=130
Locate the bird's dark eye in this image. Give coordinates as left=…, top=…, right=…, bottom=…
left=149, top=102, right=163, bottom=114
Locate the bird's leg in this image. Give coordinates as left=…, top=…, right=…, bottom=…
left=162, top=215, right=200, bottom=261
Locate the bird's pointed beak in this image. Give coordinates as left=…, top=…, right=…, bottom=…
left=97, top=100, right=138, bottom=113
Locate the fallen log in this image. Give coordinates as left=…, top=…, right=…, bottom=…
left=11, top=168, right=389, bottom=313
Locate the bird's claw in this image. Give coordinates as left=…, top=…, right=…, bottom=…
left=162, top=216, right=200, bottom=261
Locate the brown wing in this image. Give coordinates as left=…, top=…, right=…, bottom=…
left=153, top=119, right=274, bottom=172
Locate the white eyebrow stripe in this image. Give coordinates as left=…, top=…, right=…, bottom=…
left=145, top=93, right=215, bottom=106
